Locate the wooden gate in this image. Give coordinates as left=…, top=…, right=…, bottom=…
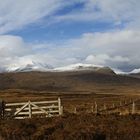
left=5, top=98, right=63, bottom=119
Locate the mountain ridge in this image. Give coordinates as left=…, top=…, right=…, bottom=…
left=2, top=62, right=140, bottom=76
left=4, top=63, right=116, bottom=74
left=0, top=70, right=140, bottom=93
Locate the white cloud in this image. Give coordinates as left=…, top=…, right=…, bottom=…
left=0, top=35, right=78, bottom=69
left=0, top=0, right=140, bottom=33
left=1, top=29, right=140, bottom=72
left=47, top=29, right=140, bottom=71
left=0, top=35, right=30, bottom=69
left=0, top=35, right=29, bottom=57
left=85, top=54, right=129, bottom=65
left=0, top=1, right=140, bottom=72
left=53, top=0, right=140, bottom=27
left=0, top=0, right=76, bottom=34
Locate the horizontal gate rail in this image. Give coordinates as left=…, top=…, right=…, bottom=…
left=6, top=100, right=59, bottom=107
left=5, top=105, right=59, bottom=111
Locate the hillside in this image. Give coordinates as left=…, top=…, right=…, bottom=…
left=0, top=71, right=140, bottom=95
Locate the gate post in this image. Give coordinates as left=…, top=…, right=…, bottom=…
left=132, top=101, right=135, bottom=114
left=95, top=102, right=98, bottom=115
left=58, top=98, right=62, bottom=115
left=28, top=101, right=32, bottom=118
left=0, top=99, right=5, bottom=119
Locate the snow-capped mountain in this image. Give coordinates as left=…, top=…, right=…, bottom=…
left=6, top=61, right=53, bottom=72
left=54, top=63, right=116, bottom=75
left=54, top=63, right=103, bottom=71
left=126, top=68, right=140, bottom=78
left=114, top=68, right=140, bottom=78
left=129, top=68, right=140, bottom=74
left=4, top=62, right=115, bottom=75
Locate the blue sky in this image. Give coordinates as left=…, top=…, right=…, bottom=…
left=10, top=20, right=118, bottom=43
left=8, top=1, right=125, bottom=42
left=0, top=0, right=140, bottom=72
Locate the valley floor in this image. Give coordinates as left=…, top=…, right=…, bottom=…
left=0, top=90, right=140, bottom=140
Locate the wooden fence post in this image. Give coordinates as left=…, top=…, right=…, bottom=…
left=28, top=101, right=32, bottom=118
left=95, top=102, right=98, bottom=114
left=103, top=104, right=107, bottom=110
left=91, top=105, right=94, bottom=113
left=120, top=101, right=122, bottom=106
left=58, top=98, right=62, bottom=115
left=61, top=106, right=63, bottom=115
left=132, top=101, right=135, bottom=114
left=112, top=103, right=115, bottom=108
left=74, top=107, right=77, bottom=114
left=125, top=100, right=127, bottom=105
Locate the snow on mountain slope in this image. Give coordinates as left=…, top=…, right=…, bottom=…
left=6, top=61, right=53, bottom=72
left=54, top=63, right=104, bottom=71
left=4, top=62, right=116, bottom=75
left=112, top=68, right=129, bottom=75
left=54, top=63, right=116, bottom=75
left=129, top=68, right=140, bottom=74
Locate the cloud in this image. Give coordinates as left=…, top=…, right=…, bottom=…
left=0, top=0, right=77, bottom=34
left=51, top=32, right=135, bottom=69
left=85, top=54, right=129, bottom=65
left=0, top=35, right=78, bottom=69
left=0, top=35, right=29, bottom=68
left=0, top=0, right=140, bottom=34
left=0, top=1, right=140, bottom=72
left=0, top=35, right=29, bottom=56
left=1, top=29, right=140, bottom=72
left=47, top=29, right=140, bottom=71
left=53, top=0, right=140, bottom=28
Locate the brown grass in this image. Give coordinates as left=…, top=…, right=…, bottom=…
left=0, top=71, right=140, bottom=140
left=0, top=114, right=140, bottom=140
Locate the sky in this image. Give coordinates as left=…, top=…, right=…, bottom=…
left=0, top=0, right=140, bottom=72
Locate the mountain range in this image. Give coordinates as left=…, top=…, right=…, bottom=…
left=2, top=62, right=140, bottom=80
left=0, top=62, right=140, bottom=94
left=3, top=62, right=140, bottom=75
left=6, top=61, right=53, bottom=72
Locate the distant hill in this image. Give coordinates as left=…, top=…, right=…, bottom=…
left=125, top=68, right=140, bottom=79
left=6, top=61, right=53, bottom=72
left=54, top=63, right=116, bottom=75
left=128, top=73, right=140, bottom=79
left=5, top=63, right=115, bottom=74
left=0, top=70, right=140, bottom=94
